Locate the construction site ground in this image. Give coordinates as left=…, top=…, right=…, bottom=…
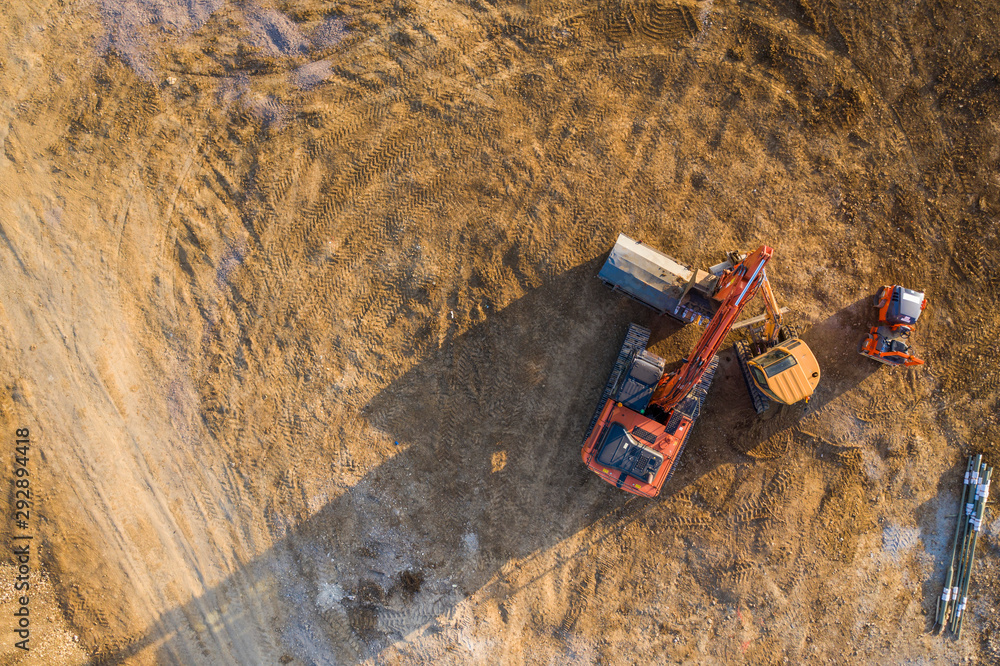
left=2, top=0, right=1000, bottom=663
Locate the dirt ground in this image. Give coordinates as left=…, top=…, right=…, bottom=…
left=1, top=0, right=1000, bottom=663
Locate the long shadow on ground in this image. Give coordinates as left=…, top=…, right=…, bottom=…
left=95, top=268, right=885, bottom=664
left=94, top=256, right=736, bottom=664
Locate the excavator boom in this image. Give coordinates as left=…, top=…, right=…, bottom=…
left=648, top=245, right=773, bottom=411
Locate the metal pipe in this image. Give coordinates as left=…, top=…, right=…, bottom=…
left=949, top=455, right=981, bottom=631
left=955, top=466, right=991, bottom=639
left=948, top=455, right=981, bottom=633
left=937, top=457, right=975, bottom=630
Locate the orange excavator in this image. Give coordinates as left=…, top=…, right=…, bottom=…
left=582, top=238, right=820, bottom=497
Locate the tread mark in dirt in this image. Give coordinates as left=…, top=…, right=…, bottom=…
left=265, top=156, right=302, bottom=205
left=943, top=309, right=1000, bottom=397
left=830, top=7, right=859, bottom=55
left=603, top=1, right=698, bottom=44
left=728, top=558, right=755, bottom=585
left=948, top=236, right=1000, bottom=291
left=604, top=2, right=638, bottom=42
left=318, top=606, right=365, bottom=661
left=784, top=44, right=824, bottom=66
left=639, top=1, right=699, bottom=42
left=541, top=94, right=585, bottom=167
left=565, top=203, right=610, bottom=267
left=500, top=11, right=575, bottom=49
left=307, top=108, right=385, bottom=159
left=731, top=468, right=793, bottom=524
left=285, top=171, right=456, bottom=327
left=796, top=0, right=826, bottom=37
left=273, top=129, right=422, bottom=271
left=558, top=583, right=588, bottom=636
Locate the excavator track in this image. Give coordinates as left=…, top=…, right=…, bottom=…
left=734, top=339, right=771, bottom=415
left=583, top=323, right=651, bottom=440
left=662, top=354, right=719, bottom=483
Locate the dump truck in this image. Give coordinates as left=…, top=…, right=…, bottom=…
left=581, top=235, right=820, bottom=497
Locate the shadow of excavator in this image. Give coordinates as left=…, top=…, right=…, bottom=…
left=94, top=267, right=885, bottom=664
left=92, top=255, right=732, bottom=664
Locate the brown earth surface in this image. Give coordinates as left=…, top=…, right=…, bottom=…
left=2, top=0, right=1000, bottom=663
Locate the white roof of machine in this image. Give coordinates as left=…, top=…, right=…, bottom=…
left=610, top=234, right=692, bottom=285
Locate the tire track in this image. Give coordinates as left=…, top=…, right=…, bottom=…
left=639, top=1, right=699, bottom=43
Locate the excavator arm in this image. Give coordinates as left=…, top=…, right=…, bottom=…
left=757, top=269, right=783, bottom=345
left=648, top=245, right=773, bottom=411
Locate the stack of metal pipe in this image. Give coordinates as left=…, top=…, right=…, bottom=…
left=935, top=454, right=993, bottom=638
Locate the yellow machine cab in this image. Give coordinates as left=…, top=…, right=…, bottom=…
left=746, top=338, right=820, bottom=406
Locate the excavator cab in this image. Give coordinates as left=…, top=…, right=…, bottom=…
left=745, top=339, right=821, bottom=406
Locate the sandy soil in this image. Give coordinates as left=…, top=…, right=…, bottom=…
left=1, top=0, right=1000, bottom=663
